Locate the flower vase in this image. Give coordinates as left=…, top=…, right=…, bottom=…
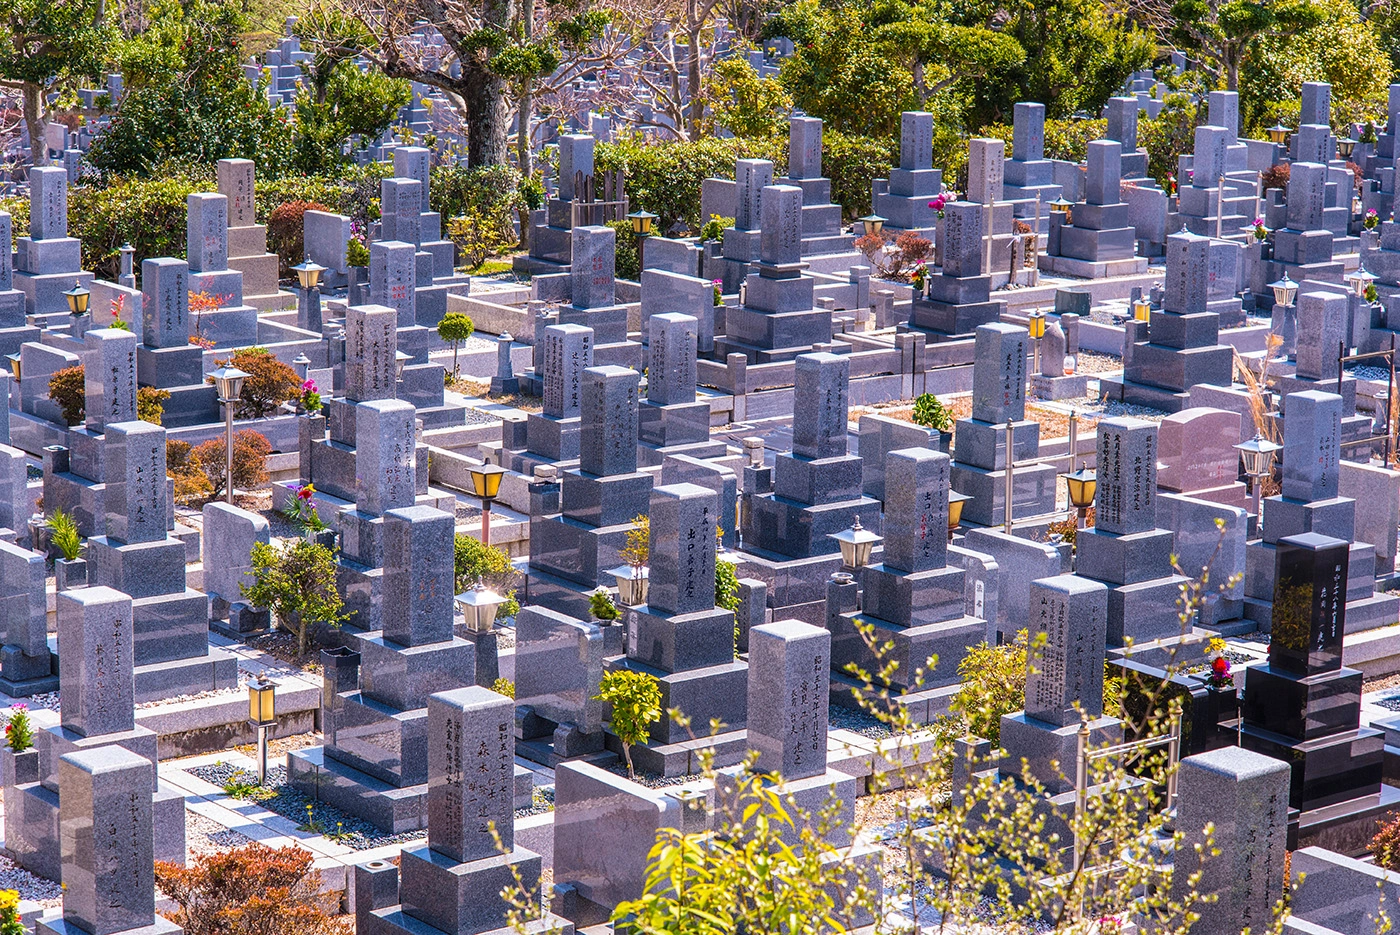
left=0, top=746, right=38, bottom=787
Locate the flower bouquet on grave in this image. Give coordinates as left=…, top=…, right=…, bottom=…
left=910, top=261, right=929, bottom=293
left=4, top=704, right=32, bottom=752
left=928, top=190, right=957, bottom=220
left=712, top=279, right=723, bottom=307
left=1165, top=174, right=1177, bottom=197
left=299, top=378, right=322, bottom=414
left=280, top=482, right=331, bottom=537
left=1366, top=208, right=1381, bottom=231
left=1205, top=637, right=1234, bottom=690
left=1252, top=217, right=1269, bottom=241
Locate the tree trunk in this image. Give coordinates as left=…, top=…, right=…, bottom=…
left=22, top=83, right=48, bottom=168
left=686, top=18, right=704, bottom=138
left=465, top=0, right=518, bottom=168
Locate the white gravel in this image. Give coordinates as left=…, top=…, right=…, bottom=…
left=0, top=852, right=62, bottom=905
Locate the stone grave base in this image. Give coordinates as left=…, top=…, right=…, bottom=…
left=829, top=671, right=959, bottom=726
left=1038, top=254, right=1149, bottom=278
left=135, top=648, right=238, bottom=704
left=287, top=745, right=533, bottom=834
left=1031, top=373, right=1090, bottom=400
left=1098, top=374, right=1192, bottom=413
left=605, top=727, right=749, bottom=778
left=38, top=916, right=185, bottom=935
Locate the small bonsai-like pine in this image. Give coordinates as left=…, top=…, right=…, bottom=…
left=47, top=507, right=83, bottom=561
left=48, top=365, right=86, bottom=426
left=590, top=589, right=620, bottom=621
left=437, top=312, right=475, bottom=378
left=595, top=669, right=662, bottom=779
left=4, top=704, right=33, bottom=752
left=241, top=540, right=348, bottom=655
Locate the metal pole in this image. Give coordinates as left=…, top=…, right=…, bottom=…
left=481, top=499, right=492, bottom=546
left=1167, top=711, right=1182, bottom=810
left=1216, top=175, right=1225, bottom=240
left=1067, top=410, right=1078, bottom=471
left=224, top=397, right=235, bottom=505
left=1339, top=340, right=1346, bottom=396
left=257, top=724, right=268, bottom=785
left=1389, top=336, right=1396, bottom=464
left=1073, top=720, right=1090, bottom=911
left=1003, top=421, right=1016, bottom=534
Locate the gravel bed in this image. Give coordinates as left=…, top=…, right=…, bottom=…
left=186, top=811, right=254, bottom=855
left=515, top=785, right=555, bottom=817
left=190, top=761, right=547, bottom=846
left=0, top=853, right=62, bottom=905
left=461, top=406, right=500, bottom=426
left=1074, top=350, right=1121, bottom=375
left=603, top=763, right=695, bottom=788
left=190, top=762, right=427, bottom=850
left=8, top=693, right=57, bottom=713
left=829, top=704, right=894, bottom=740
left=1354, top=365, right=1393, bottom=383
left=1375, top=694, right=1400, bottom=712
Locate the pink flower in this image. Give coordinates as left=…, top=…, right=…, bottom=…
left=301, top=379, right=317, bottom=393
left=1253, top=217, right=1265, bottom=227
left=1369, top=209, right=1379, bottom=218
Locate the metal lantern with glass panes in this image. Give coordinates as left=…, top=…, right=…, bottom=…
left=828, top=515, right=882, bottom=570
left=455, top=579, right=508, bottom=634
left=292, top=256, right=326, bottom=291
left=63, top=280, right=90, bottom=316
left=1338, top=137, right=1358, bottom=159
left=1132, top=296, right=1151, bottom=322
left=7, top=352, right=20, bottom=382
left=948, top=490, right=971, bottom=540
left=467, top=463, right=507, bottom=546
left=1063, top=462, right=1097, bottom=529
left=1027, top=310, right=1046, bottom=373
left=1267, top=124, right=1291, bottom=145
left=1235, top=433, right=1282, bottom=522
left=394, top=350, right=411, bottom=379
left=1346, top=266, right=1378, bottom=299
left=608, top=564, right=649, bottom=606
left=628, top=209, right=658, bottom=270
left=209, top=365, right=250, bottom=505
left=247, top=676, right=277, bottom=784
left=1269, top=274, right=1298, bottom=308
left=859, top=214, right=887, bottom=237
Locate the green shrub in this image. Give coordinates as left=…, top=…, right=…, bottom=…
left=68, top=173, right=207, bottom=279
left=911, top=393, right=954, bottom=432
left=608, top=220, right=640, bottom=281
left=453, top=533, right=519, bottom=594
left=4, top=705, right=34, bottom=753
left=48, top=366, right=85, bottom=426
left=824, top=130, right=898, bottom=220
left=492, top=678, right=516, bottom=699
left=267, top=201, right=329, bottom=278
left=241, top=539, right=348, bottom=654
left=138, top=386, right=171, bottom=425
left=438, top=164, right=527, bottom=271
left=596, top=136, right=786, bottom=233
left=949, top=631, right=1030, bottom=746
left=595, top=669, right=662, bottom=778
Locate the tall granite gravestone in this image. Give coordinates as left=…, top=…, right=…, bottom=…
left=12, top=167, right=94, bottom=317
left=1001, top=102, right=1064, bottom=233
left=202, top=501, right=271, bottom=638
left=637, top=312, right=720, bottom=466
left=1104, top=96, right=1148, bottom=179
left=217, top=158, right=284, bottom=308
left=1171, top=747, right=1291, bottom=935
left=956, top=574, right=1120, bottom=846
left=1073, top=418, right=1190, bottom=644
left=1173, top=123, right=1250, bottom=238
left=638, top=266, right=714, bottom=353
left=828, top=447, right=987, bottom=721
left=775, top=115, right=848, bottom=255
left=607, top=483, right=749, bottom=775
left=948, top=324, right=1057, bottom=526
left=370, top=240, right=418, bottom=327
left=359, top=687, right=571, bottom=935
left=379, top=176, right=449, bottom=327
left=872, top=111, right=943, bottom=234
left=0, top=528, right=55, bottom=696
left=393, top=146, right=456, bottom=281
left=556, top=225, right=641, bottom=369
left=134, top=259, right=219, bottom=427
left=1243, top=391, right=1398, bottom=632
left=7, top=587, right=185, bottom=884
left=715, top=158, right=776, bottom=292
left=519, top=134, right=594, bottom=271
left=1254, top=162, right=1344, bottom=304
left=909, top=200, right=1004, bottom=339
left=1043, top=140, right=1146, bottom=277
left=743, top=351, right=883, bottom=565
left=1240, top=532, right=1400, bottom=850
left=857, top=412, right=942, bottom=503
left=34, top=747, right=184, bottom=935
left=183, top=193, right=258, bottom=346
left=714, top=184, right=834, bottom=362
left=290, top=505, right=476, bottom=832
left=86, top=420, right=237, bottom=700
left=514, top=366, right=650, bottom=763
left=0, top=212, right=40, bottom=353
left=1101, top=229, right=1239, bottom=412
left=502, top=322, right=593, bottom=473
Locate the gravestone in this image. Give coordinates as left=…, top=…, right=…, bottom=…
left=216, top=158, right=255, bottom=227
left=1295, top=291, right=1346, bottom=382
left=140, top=259, right=189, bottom=349
left=788, top=116, right=822, bottom=180
left=759, top=184, right=803, bottom=268
left=380, top=178, right=423, bottom=247
left=1282, top=390, right=1340, bottom=502
left=369, top=240, right=416, bottom=326
left=344, top=304, right=399, bottom=403
left=999, top=574, right=1118, bottom=793
left=791, top=350, right=848, bottom=460
left=873, top=111, right=943, bottom=230
left=542, top=323, right=594, bottom=419
left=186, top=193, right=229, bottom=273
left=647, top=313, right=698, bottom=406
left=571, top=225, right=616, bottom=308
left=83, top=328, right=138, bottom=432
left=1171, top=747, right=1291, bottom=935
left=355, top=399, right=418, bottom=515
left=734, top=159, right=774, bottom=230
